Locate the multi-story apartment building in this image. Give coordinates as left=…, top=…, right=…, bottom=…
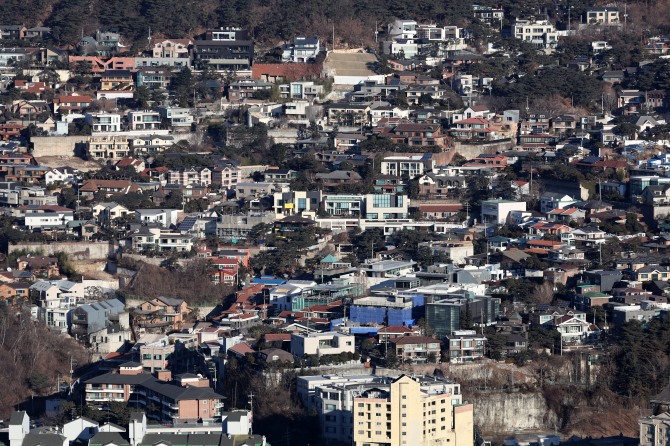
left=640, top=412, right=670, bottom=446
left=86, top=136, right=130, bottom=161
left=85, top=113, right=122, bottom=132
left=84, top=364, right=223, bottom=424
left=445, top=330, right=487, bottom=363
left=326, top=103, right=371, bottom=127
left=127, top=111, right=162, bottom=131
left=352, top=374, right=473, bottom=446
left=322, top=193, right=409, bottom=220
left=511, top=19, right=559, bottom=49
left=389, top=336, right=441, bottom=363
left=193, top=27, right=254, bottom=71
left=167, top=167, right=212, bottom=187
left=211, top=165, right=241, bottom=189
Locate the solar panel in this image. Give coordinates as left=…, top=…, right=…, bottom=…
left=178, top=217, right=198, bottom=231
left=537, top=303, right=550, bottom=311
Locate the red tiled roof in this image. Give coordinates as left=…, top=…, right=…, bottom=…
left=228, top=342, right=254, bottom=355
left=524, top=248, right=549, bottom=255
left=252, top=63, right=322, bottom=81
left=379, top=326, right=416, bottom=333
left=54, top=95, right=92, bottom=103
left=264, top=333, right=292, bottom=342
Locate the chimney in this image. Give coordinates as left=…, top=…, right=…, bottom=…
left=155, top=369, right=172, bottom=381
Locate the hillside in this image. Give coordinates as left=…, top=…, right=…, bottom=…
left=0, top=306, right=90, bottom=418
left=0, top=0, right=567, bottom=49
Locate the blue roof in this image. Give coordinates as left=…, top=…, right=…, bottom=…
left=252, top=276, right=286, bottom=286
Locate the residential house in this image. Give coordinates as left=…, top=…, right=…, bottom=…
left=100, top=70, right=134, bottom=91
left=0, top=282, right=30, bottom=304
left=481, top=199, right=527, bottom=224
left=381, top=154, right=435, bottom=178
left=79, top=179, right=138, bottom=198
left=86, top=136, right=130, bottom=161
left=156, top=107, right=193, bottom=129
left=290, top=331, right=355, bottom=358
left=24, top=206, right=74, bottom=231
left=151, top=38, right=192, bottom=59
left=17, top=256, right=59, bottom=278
left=193, top=27, right=254, bottom=71
left=85, top=113, right=122, bottom=132
left=130, top=135, right=175, bottom=156
left=540, top=192, right=577, bottom=213
left=325, top=103, right=371, bottom=127
left=445, top=330, right=487, bottom=363
left=134, top=208, right=180, bottom=227
left=92, top=202, right=130, bottom=222
left=511, top=19, right=558, bottom=49
left=586, top=7, right=620, bottom=25
left=84, top=369, right=224, bottom=423
left=282, top=36, right=320, bottom=62
left=53, top=95, right=91, bottom=114
left=127, top=111, right=161, bottom=131
left=134, top=296, right=190, bottom=331
left=45, top=166, right=79, bottom=185
left=131, top=227, right=193, bottom=252
left=389, top=335, right=441, bottom=363
left=168, top=167, right=212, bottom=187
left=633, top=265, right=670, bottom=283
left=377, top=325, right=421, bottom=342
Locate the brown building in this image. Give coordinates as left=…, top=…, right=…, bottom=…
left=17, top=256, right=60, bottom=278
left=389, top=335, right=441, bottom=363
left=84, top=363, right=224, bottom=424
left=134, top=296, right=190, bottom=331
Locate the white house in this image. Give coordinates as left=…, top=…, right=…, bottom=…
left=45, top=166, right=79, bottom=185
left=92, top=202, right=130, bottom=222
left=134, top=208, right=180, bottom=227
left=291, top=331, right=355, bottom=358
left=282, top=36, right=320, bottom=63
left=540, top=192, right=577, bottom=213
left=24, top=207, right=74, bottom=231
left=481, top=199, right=527, bottom=224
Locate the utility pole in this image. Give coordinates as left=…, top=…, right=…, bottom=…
left=248, top=392, right=255, bottom=435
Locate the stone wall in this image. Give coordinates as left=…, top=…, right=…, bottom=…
left=8, top=241, right=118, bottom=260
left=471, top=391, right=557, bottom=433
left=452, top=139, right=514, bottom=160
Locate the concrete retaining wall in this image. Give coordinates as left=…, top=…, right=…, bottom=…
left=8, top=241, right=118, bottom=260
left=31, top=135, right=90, bottom=157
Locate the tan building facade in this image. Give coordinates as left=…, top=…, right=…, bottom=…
left=353, top=375, right=473, bottom=446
